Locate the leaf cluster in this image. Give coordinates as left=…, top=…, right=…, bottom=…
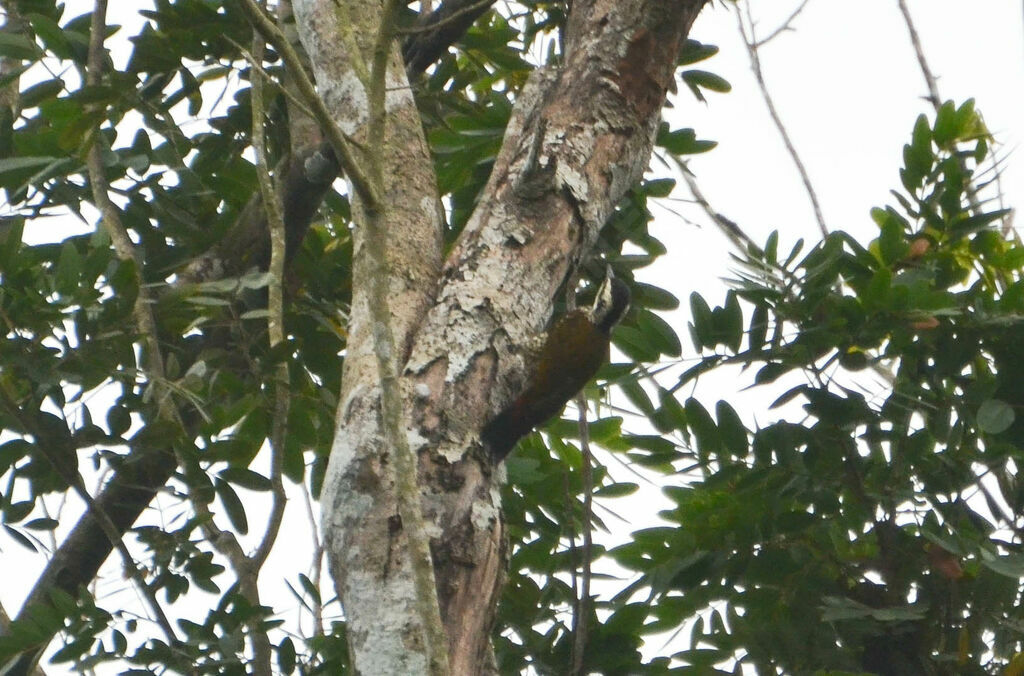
left=604, top=101, right=1023, bottom=674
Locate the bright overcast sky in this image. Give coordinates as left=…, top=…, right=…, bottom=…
left=659, top=1, right=1024, bottom=309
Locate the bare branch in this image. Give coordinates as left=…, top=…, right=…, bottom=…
left=753, top=0, right=812, bottom=48
left=241, top=21, right=288, bottom=676
left=895, top=0, right=986, bottom=216
left=249, top=12, right=289, bottom=576
left=896, top=0, right=942, bottom=110
left=569, top=392, right=594, bottom=676
left=736, top=1, right=828, bottom=237
left=402, top=0, right=497, bottom=73
left=673, top=156, right=761, bottom=253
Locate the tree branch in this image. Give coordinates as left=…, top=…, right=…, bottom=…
left=895, top=0, right=984, bottom=216
left=249, top=12, right=289, bottom=576
left=896, top=0, right=941, bottom=110
left=401, top=2, right=710, bottom=671
left=569, top=391, right=594, bottom=675
left=364, top=0, right=451, bottom=672
left=752, top=0, right=812, bottom=48
left=401, top=0, right=497, bottom=73
left=736, top=1, right=828, bottom=237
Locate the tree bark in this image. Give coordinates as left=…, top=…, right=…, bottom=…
left=298, top=0, right=709, bottom=672
left=292, top=0, right=446, bottom=672
left=0, top=1, right=518, bottom=669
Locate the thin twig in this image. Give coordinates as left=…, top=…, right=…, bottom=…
left=395, top=0, right=495, bottom=35
left=673, top=155, right=761, bottom=254
left=895, top=0, right=941, bottom=110
left=565, top=275, right=593, bottom=676
left=301, top=478, right=326, bottom=639
left=225, top=36, right=316, bottom=120
left=248, top=11, right=289, bottom=574
left=894, top=0, right=985, bottom=217
left=736, top=1, right=828, bottom=238
left=240, top=22, right=286, bottom=674
left=752, top=0, right=812, bottom=48
left=87, top=0, right=236, bottom=621
left=569, top=391, right=594, bottom=676
left=0, top=389, right=179, bottom=650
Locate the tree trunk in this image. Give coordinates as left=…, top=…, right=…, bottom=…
left=295, top=0, right=709, bottom=672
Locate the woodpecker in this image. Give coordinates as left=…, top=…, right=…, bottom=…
left=482, top=269, right=631, bottom=461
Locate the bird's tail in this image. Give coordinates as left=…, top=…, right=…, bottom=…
left=480, top=399, right=530, bottom=462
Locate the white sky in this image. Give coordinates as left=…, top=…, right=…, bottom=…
left=659, top=0, right=1024, bottom=311
left=3, top=1, right=1023, bottom=673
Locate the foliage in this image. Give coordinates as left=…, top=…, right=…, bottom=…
left=0, top=0, right=716, bottom=672
left=0, top=0, right=1018, bottom=674
left=605, top=101, right=1021, bottom=674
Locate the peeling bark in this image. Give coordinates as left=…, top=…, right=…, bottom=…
left=292, top=0, right=446, bottom=672
left=298, top=0, right=708, bottom=672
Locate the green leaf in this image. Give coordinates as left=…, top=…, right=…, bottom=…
left=0, top=219, right=24, bottom=274
left=721, top=291, right=743, bottom=353
left=754, top=362, right=790, bottom=385
left=613, top=325, right=660, bottom=362
left=681, top=69, right=731, bottom=94
left=277, top=637, right=297, bottom=674
left=5, top=500, right=34, bottom=523
left=218, top=467, right=272, bottom=491
left=0, top=32, right=40, bottom=60
left=979, top=552, right=1024, bottom=579
left=657, top=126, right=717, bottom=156
left=950, top=208, right=1013, bottom=237
left=677, top=39, right=719, bottom=66
left=214, top=478, right=248, bottom=534
left=932, top=100, right=958, bottom=149
left=54, top=240, right=81, bottom=296
left=977, top=399, right=1014, bottom=434
left=901, top=114, right=933, bottom=192
left=689, top=293, right=713, bottom=351
left=764, top=231, right=779, bottom=265
left=3, top=524, right=36, bottom=551
left=637, top=309, right=681, bottom=358
left=748, top=303, right=768, bottom=351
left=589, top=417, right=623, bottom=444
left=656, top=388, right=687, bottom=433
left=685, top=398, right=720, bottom=457
left=715, top=401, right=747, bottom=457
left=619, top=377, right=656, bottom=418
left=23, top=517, right=59, bottom=531
left=298, top=573, right=321, bottom=604
left=27, top=13, right=73, bottom=60
left=634, top=283, right=679, bottom=311
left=593, top=482, right=639, bottom=498
left=0, top=155, right=58, bottom=180
left=877, top=211, right=908, bottom=265
left=20, top=79, right=64, bottom=108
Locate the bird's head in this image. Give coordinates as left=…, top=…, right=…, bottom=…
left=590, top=267, right=631, bottom=333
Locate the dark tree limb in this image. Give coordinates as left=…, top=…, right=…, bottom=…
left=402, top=0, right=497, bottom=74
